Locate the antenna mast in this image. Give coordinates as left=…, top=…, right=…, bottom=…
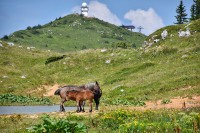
left=137, top=26, right=144, bottom=33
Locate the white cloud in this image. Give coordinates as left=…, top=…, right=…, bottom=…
left=88, top=1, right=121, bottom=25
left=124, top=8, right=165, bottom=35
left=71, top=1, right=122, bottom=26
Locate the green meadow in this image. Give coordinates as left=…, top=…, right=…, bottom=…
left=0, top=17, right=199, bottom=132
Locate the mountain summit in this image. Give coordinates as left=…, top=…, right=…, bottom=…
left=3, top=14, right=145, bottom=52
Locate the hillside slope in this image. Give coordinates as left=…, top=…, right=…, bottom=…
left=0, top=19, right=199, bottom=105
left=2, top=14, right=145, bottom=52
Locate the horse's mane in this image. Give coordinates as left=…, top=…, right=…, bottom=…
left=62, top=85, right=78, bottom=88
left=60, top=81, right=100, bottom=91
left=79, top=85, right=86, bottom=88
left=85, top=82, right=95, bottom=89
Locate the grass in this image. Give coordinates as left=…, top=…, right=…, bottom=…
left=0, top=108, right=199, bottom=132
left=0, top=20, right=199, bottom=106
left=2, top=14, right=146, bottom=52
left=0, top=19, right=200, bottom=133
left=0, top=22, right=200, bottom=105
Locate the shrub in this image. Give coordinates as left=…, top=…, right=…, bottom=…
left=2, top=35, right=9, bottom=40
left=32, top=24, right=42, bottom=29
left=45, top=55, right=66, bottom=65
left=112, top=42, right=129, bottom=49
left=47, top=35, right=53, bottom=38
left=115, top=36, right=124, bottom=40
left=27, top=115, right=87, bottom=133
left=31, top=29, right=40, bottom=34
left=81, top=45, right=87, bottom=50
left=85, top=27, right=95, bottom=30
left=26, top=26, right=32, bottom=30
left=0, top=94, right=52, bottom=105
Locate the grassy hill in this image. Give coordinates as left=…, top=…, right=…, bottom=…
left=1, top=19, right=200, bottom=133
left=2, top=14, right=145, bottom=52
left=0, top=19, right=199, bottom=105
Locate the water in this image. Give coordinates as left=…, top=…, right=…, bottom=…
left=0, top=105, right=77, bottom=115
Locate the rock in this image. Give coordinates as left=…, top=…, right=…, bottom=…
left=21, top=75, right=26, bottom=79
left=7, top=42, right=14, bottom=46
left=185, top=29, right=191, bottom=37
left=2, top=76, right=8, bottom=78
left=101, top=49, right=107, bottom=52
left=161, top=29, right=168, bottom=39
left=105, top=60, right=111, bottom=64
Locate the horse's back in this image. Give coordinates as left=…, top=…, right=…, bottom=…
left=67, top=90, right=94, bottom=101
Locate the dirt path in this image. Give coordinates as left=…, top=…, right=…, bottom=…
left=129, top=96, right=200, bottom=110
left=43, top=84, right=60, bottom=96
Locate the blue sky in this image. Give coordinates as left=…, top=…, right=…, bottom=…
left=0, top=0, right=193, bottom=37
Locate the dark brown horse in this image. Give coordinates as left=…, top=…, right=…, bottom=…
left=54, top=81, right=102, bottom=112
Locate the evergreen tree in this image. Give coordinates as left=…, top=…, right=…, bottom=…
left=191, top=0, right=200, bottom=20
left=190, top=4, right=196, bottom=21
left=195, top=0, right=200, bottom=19
left=175, top=0, right=188, bottom=24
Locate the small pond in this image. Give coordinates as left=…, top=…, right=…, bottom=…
left=0, top=105, right=77, bottom=115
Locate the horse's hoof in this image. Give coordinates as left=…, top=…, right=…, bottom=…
left=89, top=110, right=92, bottom=112
left=82, top=110, right=85, bottom=112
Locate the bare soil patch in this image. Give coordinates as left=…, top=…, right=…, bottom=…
left=43, top=84, right=60, bottom=97
left=127, top=96, right=200, bottom=110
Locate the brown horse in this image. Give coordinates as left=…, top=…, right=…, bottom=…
left=65, top=90, right=94, bottom=112
left=54, top=81, right=102, bottom=112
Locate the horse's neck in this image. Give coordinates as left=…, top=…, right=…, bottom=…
left=79, top=85, right=86, bottom=89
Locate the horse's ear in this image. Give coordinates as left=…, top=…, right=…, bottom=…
left=95, top=81, right=99, bottom=86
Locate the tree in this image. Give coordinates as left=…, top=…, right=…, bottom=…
left=190, top=4, right=196, bottom=21
left=175, top=0, right=188, bottom=24
left=3, top=35, right=9, bottom=40
left=26, top=26, right=32, bottom=30
left=194, top=0, right=200, bottom=19
left=190, top=0, right=200, bottom=21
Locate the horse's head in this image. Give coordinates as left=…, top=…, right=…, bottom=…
left=85, top=81, right=101, bottom=96
left=92, top=81, right=99, bottom=90
left=94, top=81, right=102, bottom=97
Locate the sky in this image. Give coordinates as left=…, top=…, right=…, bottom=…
left=0, top=0, right=194, bottom=37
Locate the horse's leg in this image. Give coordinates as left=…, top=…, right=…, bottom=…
left=94, top=97, right=100, bottom=110
left=89, top=99, right=93, bottom=112
left=79, top=101, right=85, bottom=112
left=79, top=101, right=83, bottom=112
left=76, top=100, right=80, bottom=113
left=60, top=98, right=66, bottom=112
left=81, top=101, right=85, bottom=112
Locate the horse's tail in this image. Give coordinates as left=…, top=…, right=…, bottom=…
left=54, top=88, right=61, bottom=95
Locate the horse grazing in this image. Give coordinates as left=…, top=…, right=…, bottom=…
left=54, top=81, right=102, bottom=112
